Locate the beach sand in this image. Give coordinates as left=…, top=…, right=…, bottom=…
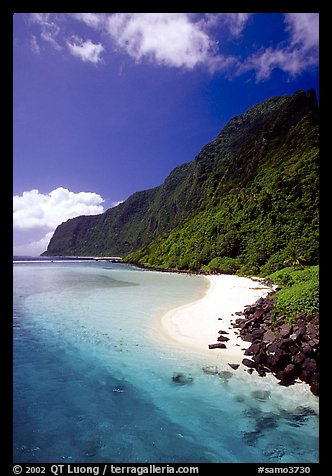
left=161, top=274, right=273, bottom=363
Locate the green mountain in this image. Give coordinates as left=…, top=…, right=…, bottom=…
left=43, top=89, right=319, bottom=276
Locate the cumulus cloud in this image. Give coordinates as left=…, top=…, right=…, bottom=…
left=13, top=188, right=105, bottom=255
left=67, top=36, right=105, bottom=64
left=14, top=187, right=105, bottom=231
left=106, top=13, right=218, bottom=70
left=102, top=13, right=249, bottom=72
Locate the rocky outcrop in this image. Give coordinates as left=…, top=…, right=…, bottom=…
left=231, top=295, right=319, bottom=395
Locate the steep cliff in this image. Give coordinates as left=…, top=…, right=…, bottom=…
left=43, top=89, right=319, bottom=275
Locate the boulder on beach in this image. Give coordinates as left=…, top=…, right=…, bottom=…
left=208, top=343, right=227, bottom=349
left=229, top=294, right=319, bottom=394
left=228, top=363, right=240, bottom=370
left=217, top=335, right=230, bottom=342
left=242, top=358, right=256, bottom=368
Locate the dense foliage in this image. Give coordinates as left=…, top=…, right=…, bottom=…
left=267, top=266, right=319, bottom=322
left=44, top=89, right=319, bottom=279
left=125, top=93, right=319, bottom=275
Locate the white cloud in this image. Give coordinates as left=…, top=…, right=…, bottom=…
left=25, top=12, right=318, bottom=78
left=29, top=13, right=62, bottom=51
left=71, top=13, right=106, bottom=29
left=111, top=200, right=124, bottom=208
left=285, top=13, right=319, bottom=51
left=30, top=35, right=41, bottom=54
left=106, top=13, right=218, bottom=70
left=13, top=188, right=105, bottom=255
left=203, top=13, right=250, bottom=37
left=14, top=232, right=54, bottom=257
left=67, top=36, right=105, bottom=64
left=239, top=13, right=319, bottom=81
left=14, top=187, right=105, bottom=231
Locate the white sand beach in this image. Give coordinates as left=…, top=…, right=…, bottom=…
left=161, top=274, right=273, bottom=363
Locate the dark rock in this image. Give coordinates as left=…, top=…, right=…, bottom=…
left=302, top=358, right=317, bottom=373
left=279, top=323, right=293, bottom=338
left=250, top=328, right=265, bottom=342
left=218, top=330, right=229, bottom=334
left=277, top=377, right=295, bottom=387
left=234, top=318, right=246, bottom=325
left=310, top=381, right=319, bottom=396
left=266, top=349, right=290, bottom=369
left=280, top=337, right=294, bottom=349
left=308, top=338, right=319, bottom=347
left=208, top=343, right=226, bottom=349
left=244, top=342, right=262, bottom=355
left=284, top=363, right=295, bottom=373
left=217, top=335, right=230, bottom=342
left=302, top=344, right=312, bottom=355
left=299, top=370, right=310, bottom=384
left=255, top=364, right=267, bottom=377
left=263, top=329, right=276, bottom=343
left=266, top=341, right=280, bottom=353
left=292, top=351, right=306, bottom=365
left=307, top=323, right=318, bottom=337
left=262, top=311, right=273, bottom=322
left=172, top=373, right=194, bottom=384
left=288, top=344, right=300, bottom=355
left=253, top=350, right=267, bottom=365
left=252, top=308, right=266, bottom=321
left=228, top=363, right=240, bottom=370
left=290, top=327, right=305, bottom=340
left=276, top=364, right=297, bottom=385
left=217, top=293, right=319, bottom=395
left=241, top=333, right=254, bottom=342
left=242, top=358, right=256, bottom=368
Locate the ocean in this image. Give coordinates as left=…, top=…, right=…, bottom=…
left=13, top=259, right=319, bottom=463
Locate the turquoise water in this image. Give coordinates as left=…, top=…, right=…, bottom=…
left=13, top=261, right=319, bottom=463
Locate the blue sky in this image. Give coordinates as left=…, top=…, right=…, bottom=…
left=13, top=13, right=319, bottom=255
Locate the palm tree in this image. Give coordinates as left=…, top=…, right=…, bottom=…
left=283, top=250, right=306, bottom=270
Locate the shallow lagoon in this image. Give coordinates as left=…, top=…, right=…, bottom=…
left=13, top=261, right=319, bottom=463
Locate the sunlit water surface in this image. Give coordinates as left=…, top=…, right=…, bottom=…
left=13, top=261, right=319, bottom=463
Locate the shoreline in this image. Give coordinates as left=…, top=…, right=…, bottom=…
left=160, top=274, right=273, bottom=364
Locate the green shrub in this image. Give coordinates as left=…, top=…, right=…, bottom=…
left=206, top=256, right=240, bottom=274
left=259, top=251, right=286, bottom=276
left=268, top=265, right=319, bottom=321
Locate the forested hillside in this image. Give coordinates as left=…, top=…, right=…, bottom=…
left=43, top=89, right=319, bottom=276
